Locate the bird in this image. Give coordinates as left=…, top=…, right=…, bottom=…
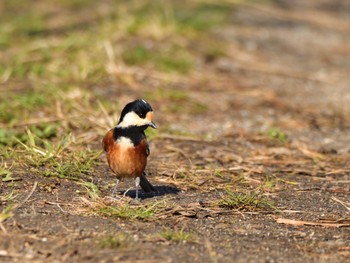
left=102, top=99, right=157, bottom=200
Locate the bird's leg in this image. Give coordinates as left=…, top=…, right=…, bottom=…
left=112, top=178, right=120, bottom=197
left=135, top=176, right=140, bottom=200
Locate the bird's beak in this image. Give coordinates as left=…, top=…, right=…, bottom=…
left=149, top=121, right=157, bottom=129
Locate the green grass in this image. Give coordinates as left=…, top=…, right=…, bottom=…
left=14, top=130, right=100, bottom=180
left=122, top=44, right=192, bottom=74
left=267, top=128, right=289, bottom=144
left=160, top=227, right=196, bottom=243
left=98, top=200, right=167, bottom=220
left=214, top=169, right=225, bottom=179
left=127, top=1, right=232, bottom=35
left=97, top=233, right=130, bottom=249
left=77, top=180, right=100, bottom=200
left=99, top=203, right=157, bottom=220
left=0, top=124, right=58, bottom=147
left=204, top=46, right=227, bottom=62
left=219, top=190, right=275, bottom=211
left=175, top=2, right=233, bottom=32
left=0, top=167, right=20, bottom=182
left=0, top=90, right=51, bottom=124
left=39, top=150, right=99, bottom=179
left=144, top=128, right=158, bottom=141
left=257, top=174, right=299, bottom=191
left=0, top=204, right=15, bottom=223
left=0, top=190, right=17, bottom=202
left=0, top=0, right=235, bottom=89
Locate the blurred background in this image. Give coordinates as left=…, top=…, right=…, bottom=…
left=1, top=0, right=350, bottom=151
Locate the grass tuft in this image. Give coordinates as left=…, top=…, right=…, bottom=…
left=98, top=200, right=164, bottom=220
left=0, top=190, right=17, bottom=202
left=160, top=227, right=196, bottom=244
left=77, top=180, right=100, bottom=200
left=16, top=130, right=100, bottom=179
left=0, top=124, right=58, bottom=147
left=175, top=2, right=232, bottom=32
left=219, top=190, right=275, bottom=211
left=1, top=168, right=20, bottom=182
left=267, top=128, right=289, bottom=144
left=98, top=233, right=130, bottom=249
left=99, top=204, right=155, bottom=220
left=0, top=204, right=15, bottom=223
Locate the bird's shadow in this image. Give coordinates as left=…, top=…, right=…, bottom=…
left=122, top=185, right=181, bottom=200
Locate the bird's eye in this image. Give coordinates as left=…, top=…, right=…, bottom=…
left=136, top=111, right=145, bottom=118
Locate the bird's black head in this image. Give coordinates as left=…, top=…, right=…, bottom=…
left=117, top=99, right=157, bottom=129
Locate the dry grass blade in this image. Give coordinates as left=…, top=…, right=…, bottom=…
left=294, top=142, right=325, bottom=160
left=97, top=100, right=115, bottom=128
left=276, top=218, right=350, bottom=228
left=331, top=197, right=350, bottom=212
left=0, top=182, right=38, bottom=233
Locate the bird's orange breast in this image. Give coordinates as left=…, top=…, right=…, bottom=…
left=103, top=129, right=148, bottom=179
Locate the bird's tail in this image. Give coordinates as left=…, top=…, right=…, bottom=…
left=139, top=172, right=156, bottom=192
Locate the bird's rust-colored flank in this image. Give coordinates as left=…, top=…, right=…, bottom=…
left=103, top=129, right=148, bottom=179
left=102, top=129, right=114, bottom=152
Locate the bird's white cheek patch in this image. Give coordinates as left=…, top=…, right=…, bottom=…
left=118, top=112, right=150, bottom=127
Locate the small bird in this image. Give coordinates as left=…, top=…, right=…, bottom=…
left=103, top=99, right=157, bottom=200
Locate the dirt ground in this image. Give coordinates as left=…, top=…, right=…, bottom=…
left=1, top=0, right=350, bottom=262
